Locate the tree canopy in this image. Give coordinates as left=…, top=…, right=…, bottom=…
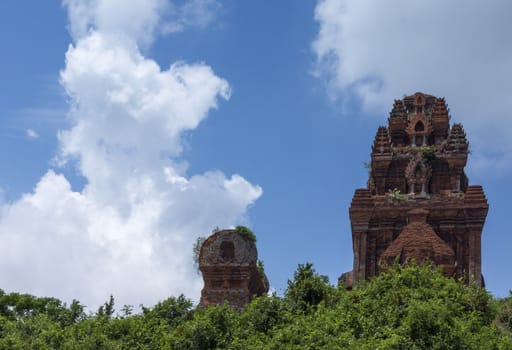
left=0, top=263, right=511, bottom=349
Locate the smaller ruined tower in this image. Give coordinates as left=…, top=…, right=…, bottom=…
left=199, top=228, right=269, bottom=309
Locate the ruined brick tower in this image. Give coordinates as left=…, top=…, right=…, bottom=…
left=199, top=229, right=269, bottom=309
left=347, top=92, right=488, bottom=287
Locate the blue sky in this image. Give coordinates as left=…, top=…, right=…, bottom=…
left=0, top=0, right=511, bottom=309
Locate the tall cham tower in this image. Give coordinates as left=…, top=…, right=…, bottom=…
left=347, top=92, right=488, bottom=287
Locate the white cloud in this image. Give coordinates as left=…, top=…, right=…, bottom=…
left=63, top=0, right=222, bottom=46
left=26, top=129, right=39, bottom=140
left=63, top=0, right=166, bottom=47
left=162, top=0, right=222, bottom=34
left=0, top=0, right=261, bottom=309
left=313, top=0, right=512, bottom=175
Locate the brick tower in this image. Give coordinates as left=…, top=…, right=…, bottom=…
left=199, top=229, right=269, bottom=309
left=346, top=92, right=488, bottom=287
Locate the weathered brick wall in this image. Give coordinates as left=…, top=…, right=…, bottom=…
left=199, top=229, right=268, bottom=309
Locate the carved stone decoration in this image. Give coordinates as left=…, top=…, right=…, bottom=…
left=445, top=123, right=469, bottom=153
left=431, top=97, right=450, bottom=144
left=372, top=126, right=391, bottom=154
left=344, top=93, right=488, bottom=289
left=404, top=153, right=432, bottom=196
left=388, top=99, right=408, bottom=146
left=199, top=229, right=269, bottom=309
left=405, top=114, right=432, bottom=146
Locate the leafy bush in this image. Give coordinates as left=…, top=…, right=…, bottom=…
left=421, top=146, right=436, bottom=161
left=235, top=225, right=256, bottom=242
left=387, top=188, right=409, bottom=203
left=285, top=263, right=332, bottom=314
left=192, top=236, right=206, bottom=273
left=0, top=264, right=511, bottom=348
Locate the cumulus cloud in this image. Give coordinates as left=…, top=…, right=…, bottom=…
left=313, top=0, right=512, bottom=175
left=162, top=0, right=222, bottom=34
left=0, top=0, right=261, bottom=309
left=63, top=0, right=166, bottom=47
left=26, top=129, right=39, bottom=140
left=63, top=0, right=221, bottom=46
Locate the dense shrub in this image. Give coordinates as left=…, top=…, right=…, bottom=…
left=0, top=264, right=511, bottom=349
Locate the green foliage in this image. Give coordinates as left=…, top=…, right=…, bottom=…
left=341, top=263, right=498, bottom=349
left=421, top=145, right=436, bottom=161
left=494, top=292, right=512, bottom=334
left=193, top=235, right=206, bottom=273
left=142, top=294, right=192, bottom=328
left=257, top=259, right=265, bottom=273
left=0, top=264, right=511, bottom=348
left=440, top=140, right=448, bottom=151
left=285, top=263, right=333, bottom=314
left=96, top=294, right=115, bottom=319
left=387, top=188, right=409, bottom=203
left=234, top=225, right=256, bottom=242
left=170, top=303, right=238, bottom=350
left=0, top=289, right=85, bottom=326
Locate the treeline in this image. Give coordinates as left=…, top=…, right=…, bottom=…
left=1, top=264, right=512, bottom=349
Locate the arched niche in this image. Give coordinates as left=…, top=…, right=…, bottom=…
left=406, top=115, right=431, bottom=147
left=219, top=240, right=235, bottom=262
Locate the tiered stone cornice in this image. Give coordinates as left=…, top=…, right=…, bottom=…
left=445, top=123, right=468, bottom=153
left=372, top=126, right=391, bottom=154
left=388, top=100, right=408, bottom=146
left=431, top=97, right=450, bottom=143
left=389, top=99, right=407, bottom=119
